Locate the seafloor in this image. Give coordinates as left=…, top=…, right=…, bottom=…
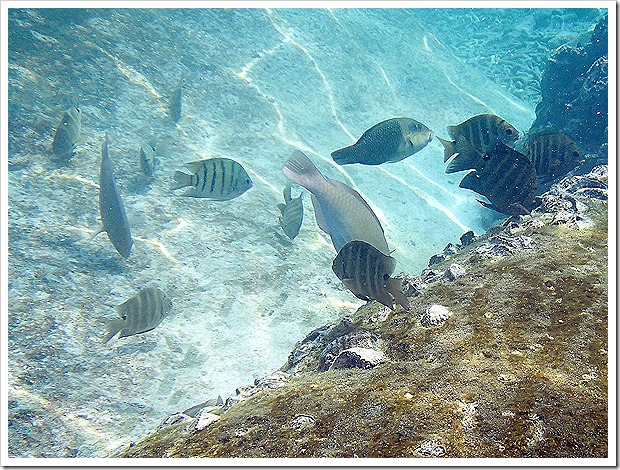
left=6, top=8, right=606, bottom=458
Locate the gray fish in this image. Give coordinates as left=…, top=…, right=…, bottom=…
left=332, top=240, right=409, bottom=310
left=139, top=138, right=160, bottom=177
left=183, top=395, right=224, bottom=418
left=439, top=114, right=519, bottom=173
left=524, top=130, right=584, bottom=184
left=331, top=117, right=434, bottom=165
left=52, top=107, right=81, bottom=158
left=459, top=143, right=537, bottom=215
left=277, top=180, right=303, bottom=240
left=93, top=133, right=133, bottom=258
left=172, top=157, right=253, bottom=200
left=283, top=151, right=389, bottom=255
left=104, top=287, right=172, bottom=343
left=168, top=81, right=183, bottom=124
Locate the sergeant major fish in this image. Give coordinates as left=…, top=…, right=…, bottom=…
left=332, top=240, right=409, bottom=310
left=331, top=117, right=434, bottom=165
left=92, top=133, right=133, bottom=258
left=439, top=114, right=519, bottom=173
left=52, top=107, right=81, bottom=159
left=523, top=130, right=584, bottom=184
left=172, top=157, right=253, bottom=200
left=104, top=286, right=172, bottom=343
left=277, top=180, right=303, bottom=240
left=282, top=151, right=389, bottom=255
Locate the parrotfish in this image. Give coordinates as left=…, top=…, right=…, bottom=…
left=104, top=287, right=172, bottom=343
left=282, top=150, right=389, bottom=255
left=277, top=180, right=304, bottom=240
left=523, top=130, right=584, bottom=184
left=331, top=117, right=434, bottom=165
left=171, top=157, right=253, bottom=200
left=332, top=240, right=409, bottom=310
left=52, top=107, right=81, bottom=159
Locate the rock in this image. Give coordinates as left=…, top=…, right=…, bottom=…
left=443, top=264, right=466, bottom=282
left=192, top=412, right=220, bottom=432
left=428, top=253, right=446, bottom=267
left=416, top=439, right=446, bottom=457
left=318, top=330, right=380, bottom=372
left=420, top=304, right=453, bottom=328
left=459, top=230, right=476, bottom=247
left=330, top=347, right=388, bottom=371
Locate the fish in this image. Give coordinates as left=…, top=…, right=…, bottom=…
left=459, top=143, right=537, bottom=215
left=171, top=157, right=253, bottom=200
left=331, top=117, right=434, bottom=165
left=277, top=180, right=304, bottom=240
left=139, top=138, right=160, bottom=177
left=168, top=80, right=183, bottom=124
left=438, top=114, right=519, bottom=173
left=523, top=130, right=584, bottom=183
left=183, top=395, right=224, bottom=418
left=332, top=240, right=409, bottom=310
left=282, top=150, right=389, bottom=255
left=104, top=287, right=172, bottom=343
left=52, top=107, right=81, bottom=158
left=92, top=133, right=133, bottom=258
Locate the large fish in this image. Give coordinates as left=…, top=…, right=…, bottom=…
left=93, top=133, right=133, bottom=258
left=277, top=180, right=303, bottom=240
left=332, top=240, right=409, bottom=310
left=168, top=80, right=183, bottom=124
left=104, top=287, right=172, bottom=343
left=331, top=117, right=434, bottom=165
left=523, top=130, right=584, bottom=184
left=459, top=143, right=537, bottom=215
left=282, top=151, right=389, bottom=255
left=52, top=107, right=81, bottom=159
left=172, top=157, right=253, bottom=200
left=439, top=114, right=519, bottom=173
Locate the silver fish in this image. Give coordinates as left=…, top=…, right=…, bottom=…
left=52, top=107, right=81, bottom=158
left=172, top=157, right=253, bottom=200
left=93, top=133, right=133, bottom=258
left=139, top=138, right=160, bottom=177
left=332, top=240, right=409, bottom=310
left=331, top=117, right=434, bottom=165
left=277, top=180, right=303, bottom=240
left=168, top=81, right=183, bottom=124
left=282, top=151, right=389, bottom=255
left=104, top=287, right=172, bottom=343
left=183, top=395, right=224, bottom=418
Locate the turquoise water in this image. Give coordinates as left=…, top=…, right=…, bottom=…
left=6, top=7, right=604, bottom=458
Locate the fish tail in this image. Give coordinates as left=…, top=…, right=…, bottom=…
left=103, top=319, right=124, bottom=344
left=386, top=277, right=410, bottom=310
left=437, top=136, right=455, bottom=162
left=171, top=171, right=192, bottom=190
left=282, top=151, right=324, bottom=192
left=330, top=147, right=356, bottom=165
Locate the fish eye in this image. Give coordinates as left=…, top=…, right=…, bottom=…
left=122, top=315, right=127, bottom=321
left=505, top=129, right=513, bottom=135
left=573, top=151, right=580, bottom=157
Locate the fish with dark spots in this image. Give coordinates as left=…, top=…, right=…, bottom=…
left=172, top=157, right=253, bottom=200
left=524, top=130, right=584, bottom=184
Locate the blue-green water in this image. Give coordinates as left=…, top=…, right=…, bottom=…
left=6, top=7, right=604, bottom=458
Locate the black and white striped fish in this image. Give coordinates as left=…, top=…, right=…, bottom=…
left=524, top=130, right=584, bottom=184
left=459, top=143, right=537, bottom=215
left=171, top=158, right=253, bottom=200
left=104, top=287, right=172, bottom=343
left=332, top=240, right=409, bottom=311
left=52, top=107, right=81, bottom=159
left=277, top=180, right=303, bottom=240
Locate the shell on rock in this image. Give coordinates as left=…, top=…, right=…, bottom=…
left=421, top=304, right=453, bottom=328
left=318, top=330, right=380, bottom=372
left=330, top=347, right=387, bottom=370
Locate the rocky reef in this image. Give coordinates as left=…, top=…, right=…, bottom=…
left=115, top=166, right=608, bottom=459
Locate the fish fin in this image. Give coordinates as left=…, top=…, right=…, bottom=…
left=216, top=395, right=224, bottom=406
left=277, top=203, right=286, bottom=216
left=311, top=194, right=332, bottom=235
left=386, top=277, right=410, bottom=310
left=477, top=199, right=504, bottom=214
left=437, top=136, right=456, bottom=162
left=459, top=171, right=483, bottom=193
left=171, top=171, right=192, bottom=190
left=283, top=180, right=292, bottom=202
left=374, top=288, right=395, bottom=311
left=103, top=319, right=125, bottom=344
left=282, top=151, right=325, bottom=192
left=330, top=145, right=356, bottom=165
left=446, top=125, right=458, bottom=140
left=445, top=135, right=482, bottom=173
left=89, top=225, right=106, bottom=240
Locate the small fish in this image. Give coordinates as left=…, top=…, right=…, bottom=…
left=438, top=114, right=519, bottom=173
left=172, top=157, right=253, bottom=200
left=277, top=180, right=304, bottom=240
left=331, top=117, right=434, bottom=165
left=92, top=133, right=133, bottom=258
left=459, top=143, right=537, bottom=215
left=332, top=240, right=409, bottom=310
left=183, top=395, right=224, bottom=418
left=52, top=107, right=81, bottom=158
left=283, top=151, right=389, bottom=255
left=168, top=80, right=183, bottom=124
left=104, top=287, right=172, bottom=343
left=523, top=130, right=584, bottom=183
left=139, top=138, right=160, bottom=177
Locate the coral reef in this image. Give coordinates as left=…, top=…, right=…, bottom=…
left=116, top=167, right=608, bottom=458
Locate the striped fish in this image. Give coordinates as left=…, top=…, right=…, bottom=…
left=459, top=143, right=537, bottom=215
left=524, top=130, right=584, bottom=184
left=168, top=80, right=183, bottom=124
left=52, top=107, right=81, bottom=159
left=282, top=151, right=389, bottom=255
left=277, top=180, right=303, bottom=240
left=439, top=114, right=519, bottom=173
left=331, top=117, right=434, bottom=165
left=104, top=287, right=172, bottom=343
left=172, top=158, right=253, bottom=200
left=93, top=133, right=133, bottom=258
left=332, top=240, right=409, bottom=310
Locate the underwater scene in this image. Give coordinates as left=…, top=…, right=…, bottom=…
left=5, top=6, right=610, bottom=459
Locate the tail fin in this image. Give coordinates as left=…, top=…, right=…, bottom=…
left=387, top=277, right=410, bottom=310
left=282, top=151, right=324, bottom=192
left=103, top=319, right=124, bottom=344
left=171, top=171, right=192, bottom=190
left=330, top=146, right=356, bottom=165
left=437, top=136, right=456, bottom=162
